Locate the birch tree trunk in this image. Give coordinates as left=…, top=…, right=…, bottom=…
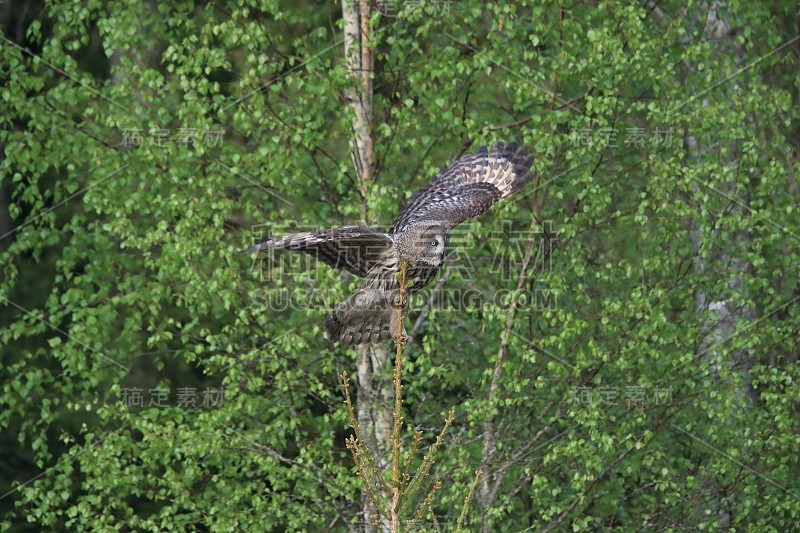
left=341, top=2, right=392, bottom=530
left=686, top=2, right=757, bottom=526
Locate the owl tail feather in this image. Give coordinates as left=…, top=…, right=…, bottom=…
left=325, top=288, right=407, bottom=345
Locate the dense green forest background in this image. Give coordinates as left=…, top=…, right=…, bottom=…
left=2, top=0, right=799, bottom=530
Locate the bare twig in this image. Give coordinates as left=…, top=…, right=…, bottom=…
left=456, top=470, right=483, bottom=532
left=479, top=211, right=541, bottom=519
left=390, top=258, right=410, bottom=528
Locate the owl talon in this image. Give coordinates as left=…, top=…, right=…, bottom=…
left=392, top=293, right=408, bottom=308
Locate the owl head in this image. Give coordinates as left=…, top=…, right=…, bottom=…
left=397, top=221, right=449, bottom=266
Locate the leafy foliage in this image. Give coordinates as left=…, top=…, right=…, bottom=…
left=1, top=0, right=799, bottom=530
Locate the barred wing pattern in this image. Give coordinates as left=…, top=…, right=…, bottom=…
left=324, top=287, right=403, bottom=345
left=244, top=226, right=393, bottom=278
left=245, top=141, right=534, bottom=345
left=390, top=141, right=534, bottom=234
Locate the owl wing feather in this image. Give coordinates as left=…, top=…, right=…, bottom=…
left=324, top=287, right=406, bottom=345
left=390, top=141, right=534, bottom=234
left=244, top=226, right=393, bottom=278
left=244, top=141, right=533, bottom=346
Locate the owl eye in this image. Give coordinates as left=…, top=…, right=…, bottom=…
left=430, top=240, right=438, bottom=247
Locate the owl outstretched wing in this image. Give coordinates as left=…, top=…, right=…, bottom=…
left=324, top=287, right=406, bottom=345
left=244, top=226, right=393, bottom=278
left=390, top=141, right=534, bottom=234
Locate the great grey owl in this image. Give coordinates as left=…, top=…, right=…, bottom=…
left=246, top=141, right=534, bottom=345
